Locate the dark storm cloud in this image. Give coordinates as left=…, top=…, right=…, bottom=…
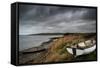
left=82, top=8, right=97, bottom=20
left=19, top=4, right=96, bottom=35
left=19, top=5, right=85, bottom=24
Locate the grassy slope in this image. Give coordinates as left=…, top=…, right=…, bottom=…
left=44, top=33, right=96, bottom=63
left=26, top=33, right=96, bottom=64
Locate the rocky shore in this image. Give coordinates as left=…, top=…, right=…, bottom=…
left=19, top=38, right=54, bottom=64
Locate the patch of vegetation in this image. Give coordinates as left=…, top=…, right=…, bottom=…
left=44, top=33, right=96, bottom=62
left=75, top=50, right=97, bottom=61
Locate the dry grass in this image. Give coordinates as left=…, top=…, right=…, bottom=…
left=26, top=33, right=96, bottom=64
left=44, top=33, right=96, bottom=63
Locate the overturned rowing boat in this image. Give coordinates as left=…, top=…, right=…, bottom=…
left=66, top=39, right=96, bottom=57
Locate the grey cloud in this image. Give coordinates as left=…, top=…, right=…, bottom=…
left=19, top=4, right=96, bottom=35
left=81, top=8, right=97, bottom=20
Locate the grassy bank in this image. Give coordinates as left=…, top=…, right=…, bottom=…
left=21, top=33, right=96, bottom=64
left=44, top=33, right=96, bottom=63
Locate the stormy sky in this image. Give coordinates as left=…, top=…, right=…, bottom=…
left=19, top=4, right=96, bottom=35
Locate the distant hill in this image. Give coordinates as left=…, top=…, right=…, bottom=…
left=28, top=33, right=94, bottom=35
left=28, top=33, right=66, bottom=35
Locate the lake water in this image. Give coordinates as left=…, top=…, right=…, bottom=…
left=19, top=35, right=63, bottom=51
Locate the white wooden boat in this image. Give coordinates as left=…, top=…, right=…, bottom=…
left=66, top=40, right=96, bottom=57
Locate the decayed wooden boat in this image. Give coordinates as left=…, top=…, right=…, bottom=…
left=66, top=39, right=96, bottom=57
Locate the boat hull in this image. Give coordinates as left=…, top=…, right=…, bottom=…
left=66, top=45, right=96, bottom=57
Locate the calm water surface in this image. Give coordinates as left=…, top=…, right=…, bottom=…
left=19, top=35, right=62, bottom=51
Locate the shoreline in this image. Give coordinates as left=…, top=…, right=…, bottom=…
left=19, top=33, right=96, bottom=64
left=19, top=37, right=56, bottom=64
